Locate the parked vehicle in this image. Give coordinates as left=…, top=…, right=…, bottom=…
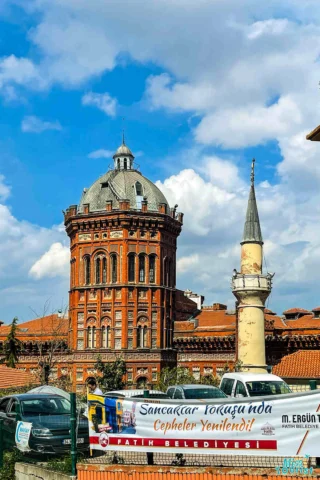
left=105, top=389, right=169, bottom=399
left=166, top=385, right=227, bottom=400
left=0, top=394, right=89, bottom=455
left=219, top=372, right=292, bottom=398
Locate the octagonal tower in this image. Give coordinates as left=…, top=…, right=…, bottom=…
left=64, top=139, right=183, bottom=389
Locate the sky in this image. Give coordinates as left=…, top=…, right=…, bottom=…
left=1, top=0, right=320, bottom=323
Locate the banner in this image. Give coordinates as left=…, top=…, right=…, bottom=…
left=87, top=391, right=320, bottom=456
left=15, top=421, right=32, bottom=452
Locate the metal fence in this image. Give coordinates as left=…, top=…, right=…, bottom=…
left=84, top=451, right=315, bottom=469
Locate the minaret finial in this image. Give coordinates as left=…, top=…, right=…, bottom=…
left=251, top=158, right=255, bottom=186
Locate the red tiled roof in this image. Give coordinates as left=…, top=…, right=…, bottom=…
left=282, top=315, right=320, bottom=329
left=265, top=308, right=277, bottom=315
left=0, top=314, right=68, bottom=340
left=312, top=307, right=320, bottom=312
left=283, top=308, right=310, bottom=315
left=273, top=351, right=320, bottom=378
left=0, top=365, right=38, bottom=390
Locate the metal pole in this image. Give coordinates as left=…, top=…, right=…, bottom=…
left=143, top=391, right=154, bottom=465
left=70, top=392, right=77, bottom=477
left=0, top=419, right=3, bottom=469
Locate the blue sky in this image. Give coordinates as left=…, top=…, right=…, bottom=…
left=1, top=0, right=320, bottom=323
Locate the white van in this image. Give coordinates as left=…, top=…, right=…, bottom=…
left=220, top=372, right=291, bottom=398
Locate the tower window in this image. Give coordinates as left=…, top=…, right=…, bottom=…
left=111, top=254, right=117, bottom=283
left=87, top=326, right=96, bottom=349
left=124, top=158, right=127, bottom=170
left=117, top=158, right=120, bottom=169
left=128, top=253, right=135, bottom=282
left=102, top=257, right=107, bottom=283
left=84, top=256, right=91, bottom=285
left=137, top=325, right=148, bottom=348
left=139, top=255, right=145, bottom=282
left=95, top=257, right=101, bottom=284
left=135, top=182, right=143, bottom=196
left=102, top=326, right=111, bottom=348
left=149, top=255, right=156, bottom=283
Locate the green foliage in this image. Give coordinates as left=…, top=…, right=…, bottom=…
left=157, top=367, right=221, bottom=391
left=47, top=453, right=86, bottom=474
left=199, top=374, right=220, bottom=386
left=0, top=384, right=38, bottom=398
left=2, top=317, right=22, bottom=368
left=234, top=360, right=243, bottom=372
left=95, top=356, right=126, bottom=391
left=156, top=366, right=195, bottom=391
left=0, top=450, right=24, bottom=480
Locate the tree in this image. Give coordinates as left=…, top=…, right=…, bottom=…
left=29, top=302, right=69, bottom=385
left=156, top=366, right=195, bottom=392
left=3, top=317, right=22, bottom=368
left=95, top=356, right=126, bottom=391
left=199, top=374, right=220, bottom=386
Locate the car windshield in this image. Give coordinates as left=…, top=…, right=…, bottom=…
left=184, top=388, right=227, bottom=399
left=21, top=397, right=71, bottom=416
left=246, top=381, right=291, bottom=396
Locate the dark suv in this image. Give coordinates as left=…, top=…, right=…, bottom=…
left=0, top=394, right=89, bottom=455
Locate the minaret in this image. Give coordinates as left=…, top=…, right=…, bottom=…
left=232, top=159, right=273, bottom=373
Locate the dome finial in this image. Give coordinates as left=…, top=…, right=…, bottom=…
left=122, top=116, right=126, bottom=145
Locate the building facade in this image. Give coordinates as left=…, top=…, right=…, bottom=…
left=1, top=142, right=320, bottom=389
left=64, top=140, right=183, bottom=388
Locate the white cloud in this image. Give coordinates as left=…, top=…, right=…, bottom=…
left=0, top=175, right=11, bottom=201
left=177, top=254, right=199, bottom=274
left=0, top=54, right=45, bottom=92
left=88, top=149, right=113, bottom=159
left=21, top=116, right=62, bottom=133
left=194, top=96, right=302, bottom=148
left=82, top=92, right=117, bottom=116
left=0, top=175, right=69, bottom=322
left=29, top=242, right=70, bottom=279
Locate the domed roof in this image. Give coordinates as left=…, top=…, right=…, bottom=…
left=78, top=169, right=169, bottom=213
left=113, top=143, right=134, bottom=158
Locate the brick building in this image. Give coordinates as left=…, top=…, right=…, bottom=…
left=1, top=141, right=320, bottom=389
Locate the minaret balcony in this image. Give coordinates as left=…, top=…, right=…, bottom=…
left=231, top=273, right=273, bottom=293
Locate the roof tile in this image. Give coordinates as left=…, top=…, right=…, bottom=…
left=273, top=351, right=320, bottom=378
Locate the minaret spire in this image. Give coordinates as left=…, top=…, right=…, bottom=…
left=242, top=159, right=263, bottom=245
left=251, top=158, right=255, bottom=186
left=231, top=158, right=273, bottom=373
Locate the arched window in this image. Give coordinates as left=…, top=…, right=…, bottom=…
left=143, top=326, right=147, bottom=347
left=92, top=326, right=96, bottom=348
left=139, top=255, right=145, bottom=282
left=84, top=256, right=91, bottom=285
left=128, top=253, right=135, bottom=282
left=111, top=254, right=117, bottom=283
left=87, top=327, right=92, bottom=349
left=168, top=259, right=172, bottom=287
left=135, top=182, right=143, bottom=196
left=137, top=323, right=148, bottom=348
left=137, top=326, right=141, bottom=348
left=149, top=255, right=156, bottom=283
left=102, top=257, right=107, bottom=283
left=95, top=257, right=101, bottom=284
left=124, top=158, right=127, bottom=170
left=163, top=258, right=168, bottom=286
left=102, top=325, right=111, bottom=348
